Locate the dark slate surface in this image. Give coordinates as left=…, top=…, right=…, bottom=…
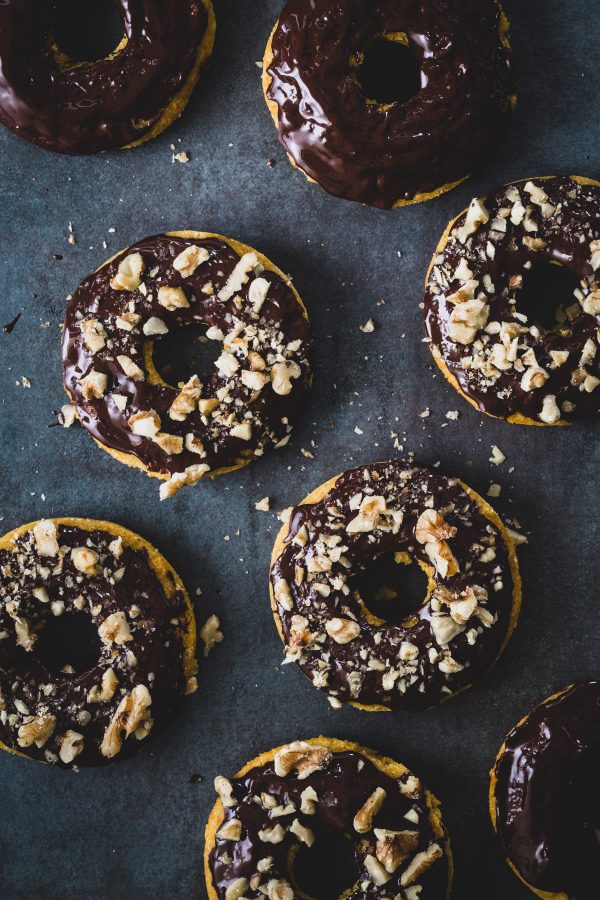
left=0, top=2, right=599, bottom=898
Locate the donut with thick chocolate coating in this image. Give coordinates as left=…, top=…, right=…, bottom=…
left=204, top=737, right=452, bottom=899
left=269, top=462, right=521, bottom=712
left=62, top=232, right=311, bottom=499
left=0, top=517, right=196, bottom=768
left=262, top=0, right=514, bottom=209
left=0, top=0, right=215, bottom=154
left=424, top=176, right=600, bottom=425
left=490, top=682, right=600, bottom=899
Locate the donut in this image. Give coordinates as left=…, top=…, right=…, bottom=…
left=0, top=1, right=216, bottom=154
left=489, top=682, right=600, bottom=899
left=204, top=737, right=452, bottom=899
left=0, top=517, right=196, bottom=768
left=262, top=0, right=514, bottom=209
left=62, top=232, right=311, bottom=500
left=423, top=175, right=600, bottom=425
left=269, top=461, right=521, bottom=712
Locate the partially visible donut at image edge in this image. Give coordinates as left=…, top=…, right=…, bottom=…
left=0, top=518, right=197, bottom=768
left=490, top=682, right=600, bottom=899
left=0, top=0, right=216, bottom=154
left=61, top=232, right=311, bottom=500
left=262, top=0, right=515, bottom=208
left=423, top=176, right=600, bottom=425
left=269, top=461, right=521, bottom=712
left=204, top=737, right=452, bottom=899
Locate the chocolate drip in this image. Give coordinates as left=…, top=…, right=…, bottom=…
left=266, top=0, right=513, bottom=208
left=0, top=0, right=210, bottom=153
left=493, top=682, right=600, bottom=899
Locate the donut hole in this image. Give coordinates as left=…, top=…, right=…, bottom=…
left=291, top=831, right=357, bottom=898
left=515, top=261, right=581, bottom=331
left=34, top=612, right=102, bottom=675
left=51, top=0, right=125, bottom=64
left=356, top=552, right=430, bottom=625
left=151, top=325, right=221, bottom=389
left=355, top=35, right=422, bottom=106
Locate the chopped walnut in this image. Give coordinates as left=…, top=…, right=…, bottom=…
left=60, top=404, right=77, bottom=427
left=273, top=741, right=332, bottom=779
left=88, top=668, right=119, bottom=703
left=143, top=316, right=168, bottom=336
left=111, top=252, right=144, bottom=291
left=58, top=729, right=85, bottom=764
left=400, top=842, right=443, bottom=887
left=152, top=432, right=184, bottom=455
left=325, top=617, right=361, bottom=644
left=217, top=818, right=242, bottom=841
left=158, top=285, right=189, bottom=310
left=99, top=684, right=152, bottom=758
left=128, top=410, right=161, bottom=437
left=173, top=244, right=209, bottom=278
left=224, top=878, right=248, bottom=900
left=214, top=775, right=236, bottom=808
left=375, top=828, right=419, bottom=874
left=457, top=198, right=489, bottom=244
left=81, top=318, right=106, bottom=353
left=218, top=251, right=259, bottom=302
left=117, top=355, right=145, bottom=381
left=354, top=786, right=387, bottom=833
left=539, top=394, right=561, bottom=424
left=364, top=854, right=391, bottom=886
left=98, top=611, right=132, bottom=646
left=33, top=520, right=59, bottom=557
left=346, top=495, right=387, bottom=533
left=17, top=714, right=57, bottom=749
left=289, top=818, right=315, bottom=846
left=71, top=546, right=99, bottom=576
left=200, top=614, right=223, bottom=657
left=80, top=370, right=108, bottom=399
left=169, top=375, right=201, bottom=420
left=271, top=361, right=299, bottom=396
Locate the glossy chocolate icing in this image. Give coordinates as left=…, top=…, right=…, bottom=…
left=424, top=176, right=600, bottom=423
left=266, top=0, right=513, bottom=208
left=270, top=462, right=517, bottom=711
left=209, top=746, right=449, bottom=898
left=493, top=682, right=600, bottom=899
left=62, top=234, right=311, bottom=486
left=0, top=521, right=190, bottom=767
left=0, top=0, right=210, bottom=153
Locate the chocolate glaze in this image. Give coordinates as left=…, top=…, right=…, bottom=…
left=0, top=521, right=190, bottom=767
left=424, top=176, right=600, bottom=422
left=209, top=745, right=449, bottom=898
left=266, top=0, right=513, bottom=208
left=0, top=0, right=210, bottom=154
left=270, top=462, right=516, bottom=711
left=62, top=234, right=311, bottom=484
left=493, top=682, right=600, bottom=899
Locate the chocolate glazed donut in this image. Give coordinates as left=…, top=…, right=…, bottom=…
left=424, top=176, right=600, bottom=425
left=61, top=232, right=311, bottom=499
left=262, top=0, right=514, bottom=209
left=269, top=462, right=521, bottom=712
left=204, top=737, right=452, bottom=899
left=490, top=682, right=600, bottom=899
left=0, top=518, right=197, bottom=768
left=0, top=0, right=216, bottom=154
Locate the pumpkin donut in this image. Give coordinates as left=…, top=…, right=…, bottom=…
left=0, top=517, right=196, bottom=768
left=423, top=176, right=600, bottom=425
left=0, top=0, right=216, bottom=154
left=269, top=461, right=521, bottom=712
left=489, top=682, right=600, bottom=899
left=61, top=232, right=311, bottom=499
left=204, top=737, right=452, bottom=899
left=262, top=0, right=514, bottom=208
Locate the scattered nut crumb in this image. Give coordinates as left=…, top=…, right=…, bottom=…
left=489, top=445, right=506, bottom=465
left=255, top=497, right=270, bottom=512
left=200, top=614, right=224, bottom=657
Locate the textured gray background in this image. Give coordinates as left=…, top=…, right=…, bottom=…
left=0, top=1, right=599, bottom=898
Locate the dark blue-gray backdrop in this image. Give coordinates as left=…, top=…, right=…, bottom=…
left=1, top=1, right=598, bottom=897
